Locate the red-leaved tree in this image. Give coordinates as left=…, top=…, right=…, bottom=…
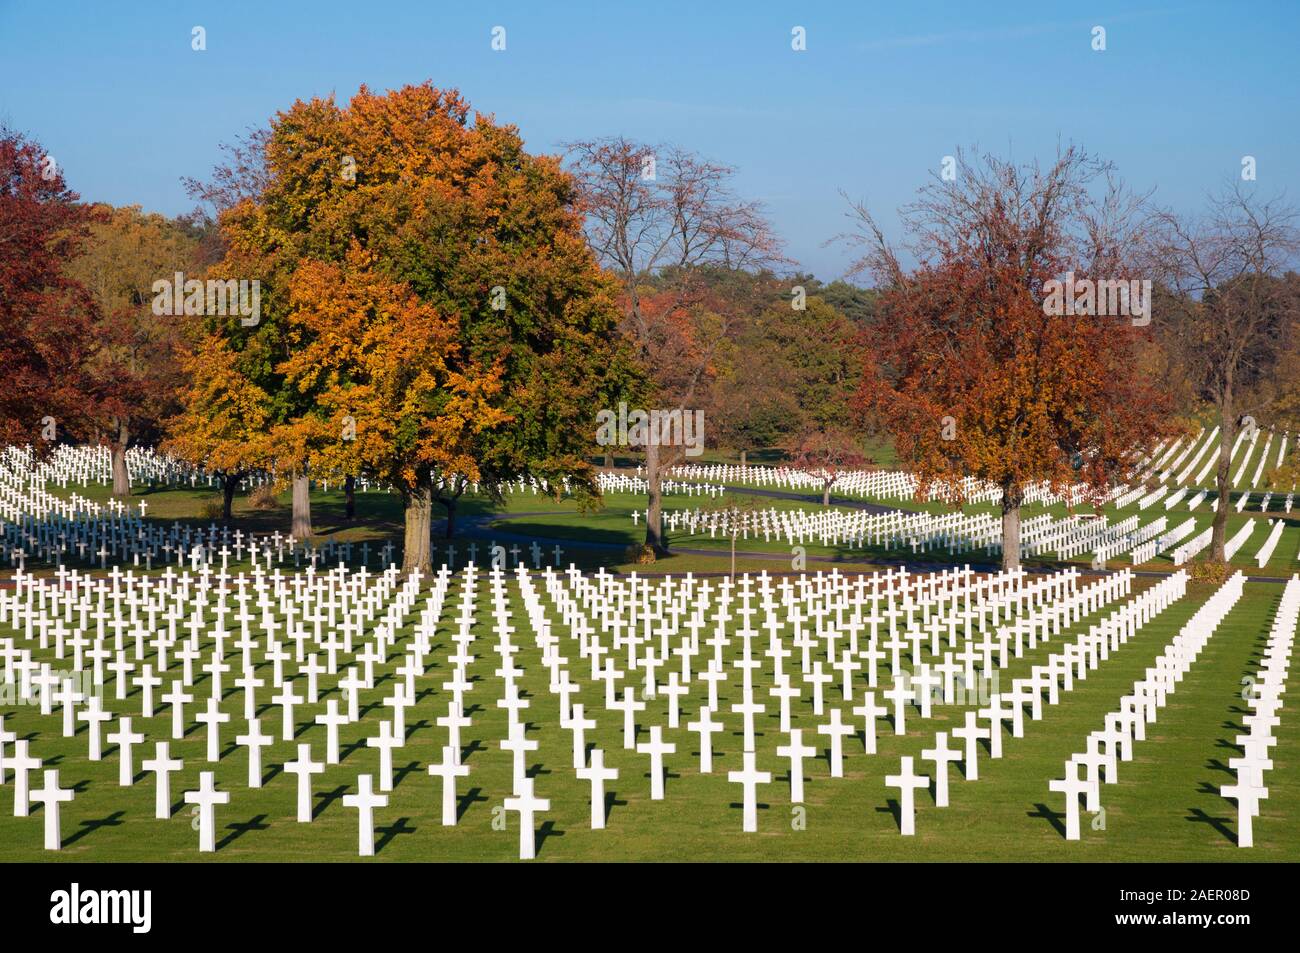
left=844, top=147, right=1175, bottom=569
left=0, top=126, right=98, bottom=448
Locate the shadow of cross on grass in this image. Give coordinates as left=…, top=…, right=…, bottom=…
left=456, top=786, right=489, bottom=822
left=1187, top=806, right=1238, bottom=846
left=604, top=790, right=628, bottom=825
left=217, top=814, right=270, bottom=851
left=535, top=820, right=564, bottom=857
left=1028, top=802, right=1068, bottom=839
left=313, top=784, right=350, bottom=820
left=62, top=811, right=125, bottom=848
left=875, top=799, right=902, bottom=833
left=374, top=817, right=417, bottom=854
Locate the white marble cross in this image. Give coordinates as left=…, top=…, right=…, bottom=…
left=428, top=744, right=470, bottom=826
left=686, top=706, right=723, bottom=773
left=196, top=697, right=231, bottom=763
left=568, top=703, right=596, bottom=769
left=1049, top=758, right=1090, bottom=841
left=106, top=716, right=145, bottom=787
left=503, top=776, right=550, bottom=860
left=0, top=715, right=14, bottom=783
left=343, top=773, right=388, bottom=857
left=367, top=720, right=403, bottom=792
left=952, top=711, right=990, bottom=781
left=184, top=771, right=230, bottom=853
left=141, top=741, right=184, bottom=820
left=315, top=700, right=348, bottom=765
left=818, top=708, right=855, bottom=778
left=921, top=731, right=961, bottom=808
left=576, top=748, right=618, bottom=830
left=636, top=725, right=675, bottom=800
left=236, top=717, right=274, bottom=788
left=885, top=755, right=929, bottom=836
left=78, top=697, right=112, bottom=761
left=284, top=743, right=325, bottom=823
left=775, top=728, right=816, bottom=803
left=1221, top=780, right=1268, bottom=848
left=163, top=681, right=193, bottom=740
left=727, top=750, right=771, bottom=832
left=9, top=740, right=40, bottom=816
left=28, top=769, right=74, bottom=851
left=500, top=723, right=539, bottom=788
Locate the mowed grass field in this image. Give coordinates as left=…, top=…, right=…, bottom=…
left=1, top=574, right=1295, bottom=862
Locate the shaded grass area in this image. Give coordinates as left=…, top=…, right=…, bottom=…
left=31, top=476, right=1300, bottom=581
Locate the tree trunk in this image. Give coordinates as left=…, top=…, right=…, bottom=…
left=822, top=481, right=832, bottom=506
left=110, top=419, right=130, bottom=497
left=644, top=441, right=666, bottom=553
left=291, top=471, right=313, bottom=541
left=222, top=473, right=239, bottom=522
left=1000, top=485, right=1022, bottom=571
left=1211, top=392, right=1235, bottom=562
left=731, top=534, right=737, bottom=580
left=437, top=495, right=458, bottom=539
left=740, top=449, right=747, bottom=467
left=402, top=477, right=434, bottom=574
left=603, top=453, right=613, bottom=469
left=344, top=475, right=356, bottom=520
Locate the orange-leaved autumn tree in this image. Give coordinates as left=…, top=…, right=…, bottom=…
left=188, top=83, right=635, bottom=570
left=67, top=204, right=204, bottom=496
left=278, top=244, right=507, bottom=570
left=163, top=334, right=271, bottom=520
left=845, top=147, right=1175, bottom=570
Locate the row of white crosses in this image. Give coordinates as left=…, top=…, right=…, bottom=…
left=1220, top=574, right=1297, bottom=847
left=1, top=554, right=1263, bottom=857
left=0, top=560, right=561, bottom=856
left=887, top=569, right=1189, bottom=837
left=655, top=504, right=1007, bottom=555
left=1050, top=571, right=1245, bottom=842
left=1091, top=517, right=1165, bottom=568
left=551, top=561, right=1151, bottom=839
left=0, top=559, right=441, bottom=854
left=1138, top=422, right=1294, bottom=494
left=1131, top=517, right=1197, bottom=565
left=5, top=443, right=229, bottom=492
left=596, top=472, right=724, bottom=498
left=0, top=442, right=587, bottom=573
left=548, top=563, right=919, bottom=833
left=664, top=462, right=1101, bottom=510
left=657, top=502, right=1149, bottom=563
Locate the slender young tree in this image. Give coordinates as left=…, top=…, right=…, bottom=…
left=567, top=138, right=781, bottom=553
left=787, top=427, right=869, bottom=506
left=1146, top=185, right=1300, bottom=561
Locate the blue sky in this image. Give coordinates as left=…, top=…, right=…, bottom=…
left=2, top=0, right=1297, bottom=279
